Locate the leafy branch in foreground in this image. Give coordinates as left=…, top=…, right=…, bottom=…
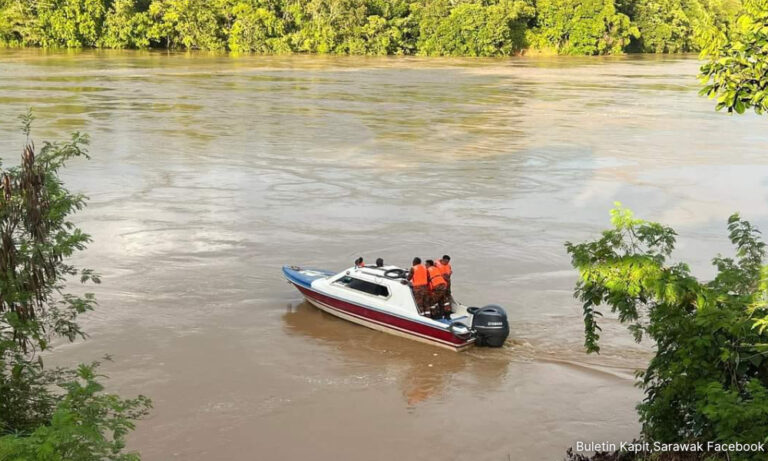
left=0, top=121, right=96, bottom=356
left=566, top=204, right=768, bottom=456
left=0, top=362, right=152, bottom=461
left=0, top=113, right=150, bottom=459
left=700, top=0, right=768, bottom=114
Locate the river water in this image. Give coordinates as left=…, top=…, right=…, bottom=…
left=0, top=50, right=766, bottom=460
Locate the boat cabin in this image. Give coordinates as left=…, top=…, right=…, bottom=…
left=320, top=265, right=420, bottom=314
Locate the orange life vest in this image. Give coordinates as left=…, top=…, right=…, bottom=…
left=436, top=261, right=452, bottom=277
left=411, top=264, right=428, bottom=287
left=427, top=265, right=447, bottom=290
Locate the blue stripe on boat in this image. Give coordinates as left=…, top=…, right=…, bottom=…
left=282, top=266, right=335, bottom=288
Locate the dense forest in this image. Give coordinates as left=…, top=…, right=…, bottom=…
left=0, top=0, right=744, bottom=55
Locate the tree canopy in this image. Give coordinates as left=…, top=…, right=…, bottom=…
left=0, top=0, right=747, bottom=55
left=566, top=205, right=768, bottom=454
left=700, top=0, right=768, bottom=114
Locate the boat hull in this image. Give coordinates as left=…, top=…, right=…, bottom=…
left=291, top=282, right=474, bottom=352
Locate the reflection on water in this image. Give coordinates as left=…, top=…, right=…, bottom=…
left=0, top=49, right=766, bottom=460
left=283, top=301, right=510, bottom=406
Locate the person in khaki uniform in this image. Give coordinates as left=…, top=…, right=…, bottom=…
left=436, top=255, right=453, bottom=313
left=426, top=259, right=448, bottom=319
left=408, top=257, right=429, bottom=315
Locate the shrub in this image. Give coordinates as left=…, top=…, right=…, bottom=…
left=566, top=204, right=768, bottom=455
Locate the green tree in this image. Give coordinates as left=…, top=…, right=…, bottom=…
left=360, top=0, right=417, bottom=55
left=0, top=0, right=754, bottom=55
left=285, top=0, right=368, bottom=54
left=700, top=0, right=768, bottom=114
left=146, top=0, right=228, bottom=50
left=0, top=363, right=151, bottom=461
left=632, top=0, right=710, bottom=52
left=631, top=0, right=696, bottom=52
left=0, top=0, right=36, bottom=47
left=565, top=205, right=768, bottom=453
left=101, top=0, right=153, bottom=49
left=530, top=0, right=637, bottom=55
left=417, top=0, right=535, bottom=56
left=228, top=1, right=290, bottom=53
left=0, top=113, right=150, bottom=457
left=627, top=0, right=739, bottom=53
left=35, top=0, right=112, bottom=47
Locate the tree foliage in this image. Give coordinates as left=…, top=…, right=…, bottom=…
left=529, top=0, right=637, bottom=55
left=228, top=1, right=289, bottom=53
left=0, top=363, right=151, bottom=461
left=34, top=0, right=111, bottom=48
left=0, top=113, right=150, bottom=458
left=700, top=0, right=768, bottom=114
left=566, top=204, right=768, bottom=454
left=416, top=0, right=534, bottom=56
left=0, top=120, right=97, bottom=358
left=0, top=0, right=746, bottom=55
left=101, top=0, right=153, bottom=49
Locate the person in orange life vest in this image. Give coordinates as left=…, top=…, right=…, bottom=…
left=354, top=257, right=364, bottom=268
left=407, top=257, right=429, bottom=315
left=426, top=259, right=448, bottom=319
left=436, top=254, right=452, bottom=298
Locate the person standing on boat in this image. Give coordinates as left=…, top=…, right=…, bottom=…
left=426, top=259, right=449, bottom=319
left=436, top=255, right=452, bottom=299
left=408, top=257, right=429, bottom=316
left=354, top=257, right=364, bottom=268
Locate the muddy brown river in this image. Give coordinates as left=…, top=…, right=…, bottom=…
left=1, top=50, right=767, bottom=460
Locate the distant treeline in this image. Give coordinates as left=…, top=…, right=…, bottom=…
left=0, top=0, right=742, bottom=55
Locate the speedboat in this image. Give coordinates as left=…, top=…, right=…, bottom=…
left=282, top=264, right=509, bottom=351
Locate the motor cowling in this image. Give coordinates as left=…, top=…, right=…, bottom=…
left=470, top=304, right=509, bottom=347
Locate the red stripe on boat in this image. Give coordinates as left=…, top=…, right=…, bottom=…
left=293, top=283, right=466, bottom=346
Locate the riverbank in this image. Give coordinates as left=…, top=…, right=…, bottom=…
left=0, top=0, right=738, bottom=56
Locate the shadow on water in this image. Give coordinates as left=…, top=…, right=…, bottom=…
left=282, top=300, right=510, bottom=407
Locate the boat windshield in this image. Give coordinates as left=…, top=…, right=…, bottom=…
left=336, top=275, right=390, bottom=297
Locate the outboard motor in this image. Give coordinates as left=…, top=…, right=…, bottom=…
left=468, top=305, right=509, bottom=347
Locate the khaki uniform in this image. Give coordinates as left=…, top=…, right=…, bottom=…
left=413, top=286, right=429, bottom=314
left=436, top=261, right=452, bottom=301
left=426, top=265, right=449, bottom=319
left=431, top=285, right=448, bottom=318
